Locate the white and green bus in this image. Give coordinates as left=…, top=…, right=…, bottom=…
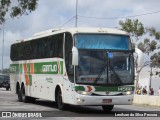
left=10, top=28, right=135, bottom=111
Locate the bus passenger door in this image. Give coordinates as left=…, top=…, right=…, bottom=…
left=63, top=32, right=75, bottom=104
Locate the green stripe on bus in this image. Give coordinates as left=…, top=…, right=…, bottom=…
left=60, top=61, right=63, bottom=74
left=26, top=64, right=30, bottom=74
left=75, top=86, right=86, bottom=91
left=34, top=61, right=63, bottom=74
left=10, top=61, right=63, bottom=75
left=75, top=85, right=134, bottom=92
left=29, top=75, right=32, bottom=86
left=95, top=86, right=119, bottom=92
left=10, top=64, right=22, bottom=74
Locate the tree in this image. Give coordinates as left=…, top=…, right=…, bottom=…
left=138, top=39, right=157, bottom=54
left=147, top=27, right=160, bottom=40
left=0, top=0, right=38, bottom=25
left=119, top=19, right=145, bottom=43
left=119, top=19, right=158, bottom=56
left=1, top=68, right=10, bottom=75
left=138, top=27, right=160, bottom=55
left=119, top=19, right=160, bottom=93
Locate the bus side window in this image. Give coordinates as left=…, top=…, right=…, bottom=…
left=17, top=43, right=24, bottom=60
left=68, top=52, right=74, bottom=74
left=31, top=41, right=38, bottom=59
left=39, top=39, right=46, bottom=58
left=53, top=34, right=63, bottom=58
left=11, top=44, right=18, bottom=61
left=65, top=33, right=73, bottom=82
left=58, top=39, right=63, bottom=58
left=46, top=36, right=54, bottom=58
left=23, top=42, right=31, bottom=60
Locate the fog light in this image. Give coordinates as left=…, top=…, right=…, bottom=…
left=77, top=91, right=92, bottom=95
left=77, top=98, right=81, bottom=102
left=77, top=98, right=85, bottom=102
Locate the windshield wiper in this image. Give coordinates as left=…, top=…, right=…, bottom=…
left=109, top=65, right=123, bottom=84
left=94, top=63, right=108, bottom=85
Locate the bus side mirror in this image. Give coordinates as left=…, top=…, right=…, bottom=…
left=72, top=47, right=78, bottom=66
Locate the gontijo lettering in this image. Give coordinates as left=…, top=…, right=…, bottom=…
left=42, top=65, right=57, bottom=72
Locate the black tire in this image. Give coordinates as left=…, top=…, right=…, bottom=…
left=18, top=89, right=23, bottom=102
left=6, top=86, right=10, bottom=91
left=102, top=105, right=114, bottom=112
left=21, top=85, right=30, bottom=103
left=29, top=97, right=36, bottom=103
left=56, top=89, right=66, bottom=110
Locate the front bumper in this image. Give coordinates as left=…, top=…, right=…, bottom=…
left=74, top=94, right=133, bottom=105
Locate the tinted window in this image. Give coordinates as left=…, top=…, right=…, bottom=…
left=75, top=34, right=131, bottom=50
left=10, top=44, right=17, bottom=61
left=65, top=33, right=73, bottom=82
left=23, top=42, right=31, bottom=60
left=0, top=75, right=9, bottom=81
left=10, top=33, right=64, bottom=61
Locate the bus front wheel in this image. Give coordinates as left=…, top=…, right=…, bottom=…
left=102, top=105, right=114, bottom=112
left=56, top=89, right=67, bottom=110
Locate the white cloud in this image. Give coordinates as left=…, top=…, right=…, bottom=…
left=0, top=0, right=160, bottom=69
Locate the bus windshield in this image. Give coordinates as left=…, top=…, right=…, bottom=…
left=75, top=34, right=131, bottom=50
left=75, top=34, right=134, bottom=85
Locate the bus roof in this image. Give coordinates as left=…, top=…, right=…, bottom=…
left=14, top=27, right=129, bottom=43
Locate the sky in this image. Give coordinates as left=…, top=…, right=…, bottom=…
left=0, top=0, right=160, bottom=69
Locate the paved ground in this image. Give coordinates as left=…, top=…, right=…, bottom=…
left=0, top=88, right=160, bottom=120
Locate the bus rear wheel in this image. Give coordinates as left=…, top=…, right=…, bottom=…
left=18, top=88, right=22, bottom=102
left=21, top=85, right=31, bottom=103
left=56, top=89, right=66, bottom=110
left=102, top=105, right=114, bottom=112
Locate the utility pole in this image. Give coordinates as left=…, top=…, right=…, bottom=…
left=75, top=0, right=78, bottom=27
left=148, top=66, right=153, bottom=94
left=1, top=22, right=5, bottom=73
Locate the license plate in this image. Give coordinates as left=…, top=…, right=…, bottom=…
left=102, top=99, right=112, bottom=103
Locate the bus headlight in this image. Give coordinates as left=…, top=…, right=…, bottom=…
left=76, top=91, right=92, bottom=95
left=125, top=91, right=134, bottom=95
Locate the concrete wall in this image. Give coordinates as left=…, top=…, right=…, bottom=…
left=133, top=94, right=160, bottom=106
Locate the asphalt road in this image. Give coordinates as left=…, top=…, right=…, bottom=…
left=0, top=88, right=160, bottom=119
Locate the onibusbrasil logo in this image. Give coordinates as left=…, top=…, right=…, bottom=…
left=1, top=112, right=42, bottom=118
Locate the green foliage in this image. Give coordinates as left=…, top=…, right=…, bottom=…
left=119, top=19, right=145, bottom=42
left=150, top=53, right=160, bottom=66
left=150, top=40, right=157, bottom=52
left=138, top=38, right=157, bottom=54
left=0, top=0, right=38, bottom=25
left=0, top=68, right=10, bottom=75
left=119, top=19, right=159, bottom=55
left=10, top=0, right=38, bottom=17
left=0, top=0, right=10, bottom=24
left=137, top=42, right=145, bottom=52
left=119, top=18, right=160, bottom=77
left=147, top=27, right=160, bottom=40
